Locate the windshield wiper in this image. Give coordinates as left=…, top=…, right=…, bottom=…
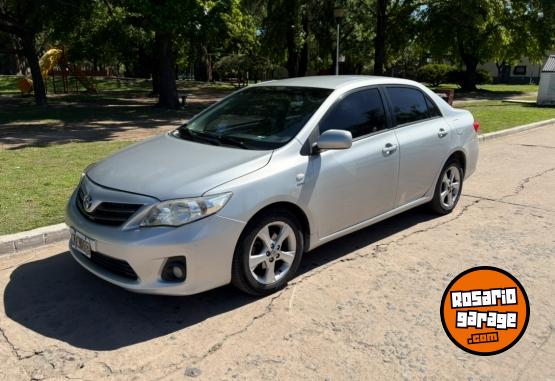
left=178, top=128, right=249, bottom=149
left=216, top=135, right=249, bottom=149
left=177, top=128, right=220, bottom=146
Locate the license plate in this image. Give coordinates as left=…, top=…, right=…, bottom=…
left=70, top=229, right=96, bottom=258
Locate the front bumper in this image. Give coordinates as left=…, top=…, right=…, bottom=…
left=65, top=190, right=245, bottom=295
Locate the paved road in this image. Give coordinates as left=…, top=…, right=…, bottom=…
left=1, top=126, right=554, bottom=381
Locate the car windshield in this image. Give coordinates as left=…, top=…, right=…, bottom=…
left=175, top=86, right=332, bottom=150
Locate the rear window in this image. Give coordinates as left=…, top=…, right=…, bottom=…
left=386, top=87, right=429, bottom=126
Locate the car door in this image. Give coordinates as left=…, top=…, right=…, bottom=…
left=306, top=87, right=400, bottom=239
left=384, top=86, right=452, bottom=206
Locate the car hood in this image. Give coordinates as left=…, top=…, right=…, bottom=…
left=87, top=134, right=272, bottom=200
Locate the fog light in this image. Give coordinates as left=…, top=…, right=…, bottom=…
left=161, top=256, right=186, bottom=282
left=172, top=265, right=184, bottom=279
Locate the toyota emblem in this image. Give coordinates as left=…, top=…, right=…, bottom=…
left=83, top=193, right=94, bottom=212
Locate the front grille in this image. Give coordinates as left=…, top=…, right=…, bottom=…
left=76, top=187, right=143, bottom=226
left=84, top=251, right=138, bottom=280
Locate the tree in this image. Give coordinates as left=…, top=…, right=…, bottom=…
left=422, top=0, right=554, bottom=90
left=122, top=0, right=196, bottom=108
left=244, top=0, right=311, bottom=78
left=57, top=4, right=154, bottom=78
left=187, top=0, right=258, bottom=82
left=0, top=0, right=49, bottom=106
left=357, top=0, right=422, bottom=75
left=0, top=0, right=92, bottom=106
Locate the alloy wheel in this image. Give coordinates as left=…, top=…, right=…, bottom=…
left=248, top=221, right=297, bottom=285
left=440, top=165, right=461, bottom=209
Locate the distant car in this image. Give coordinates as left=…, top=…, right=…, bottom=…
left=66, top=76, right=479, bottom=296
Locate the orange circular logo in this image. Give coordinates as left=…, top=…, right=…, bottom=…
left=440, top=267, right=529, bottom=355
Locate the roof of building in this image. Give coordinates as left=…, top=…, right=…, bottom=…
left=253, top=75, right=418, bottom=90
left=542, top=55, right=555, bottom=72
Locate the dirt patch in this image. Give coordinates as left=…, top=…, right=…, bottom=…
left=0, top=90, right=230, bottom=150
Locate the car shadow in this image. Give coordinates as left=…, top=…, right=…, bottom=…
left=3, top=207, right=436, bottom=351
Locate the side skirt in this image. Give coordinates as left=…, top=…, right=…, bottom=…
left=309, top=196, right=432, bottom=251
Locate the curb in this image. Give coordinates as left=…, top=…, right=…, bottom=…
left=478, top=118, right=554, bottom=142
left=0, top=119, right=553, bottom=257
left=0, top=223, right=69, bottom=256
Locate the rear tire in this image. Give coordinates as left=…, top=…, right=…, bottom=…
left=231, top=210, right=304, bottom=296
left=430, top=159, right=464, bottom=215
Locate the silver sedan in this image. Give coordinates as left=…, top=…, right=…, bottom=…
left=66, top=76, right=479, bottom=295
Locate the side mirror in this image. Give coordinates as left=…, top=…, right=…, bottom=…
left=313, top=129, right=352, bottom=153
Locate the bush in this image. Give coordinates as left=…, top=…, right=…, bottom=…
left=476, top=69, right=493, bottom=85
left=447, top=68, right=493, bottom=90
left=417, top=64, right=455, bottom=87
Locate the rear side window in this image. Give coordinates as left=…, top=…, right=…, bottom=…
left=319, top=88, right=387, bottom=138
left=425, top=96, right=442, bottom=118
left=386, top=87, right=429, bottom=126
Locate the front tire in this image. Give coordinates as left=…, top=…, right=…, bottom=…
left=231, top=210, right=304, bottom=296
left=430, top=160, right=464, bottom=215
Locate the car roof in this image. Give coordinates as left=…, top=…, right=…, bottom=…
left=252, top=75, right=420, bottom=90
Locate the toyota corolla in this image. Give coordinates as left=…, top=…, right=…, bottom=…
left=66, top=76, right=479, bottom=296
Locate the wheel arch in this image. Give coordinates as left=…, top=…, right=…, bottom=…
left=240, top=201, right=312, bottom=252
left=448, top=150, right=467, bottom=175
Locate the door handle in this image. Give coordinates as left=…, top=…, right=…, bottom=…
left=438, top=128, right=449, bottom=138
left=382, top=143, right=398, bottom=155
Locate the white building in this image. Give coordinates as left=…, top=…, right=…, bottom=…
left=479, top=51, right=555, bottom=84
left=479, top=57, right=543, bottom=84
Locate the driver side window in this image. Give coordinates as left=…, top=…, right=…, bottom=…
left=319, top=88, right=387, bottom=139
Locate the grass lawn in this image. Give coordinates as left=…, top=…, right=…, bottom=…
left=458, top=101, right=555, bottom=133
left=0, top=141, right=132, bottom=235
left=0, top=75, right=23, bottom=93
left=477, top=83, right=539, bottom=93
left=0, top=93, right=186, bottom=126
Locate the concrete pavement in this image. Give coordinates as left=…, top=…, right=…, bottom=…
left=0, top=125, right=554, bottom=380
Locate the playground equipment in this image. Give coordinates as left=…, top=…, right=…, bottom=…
left=17, top=48, right=96, bottom=94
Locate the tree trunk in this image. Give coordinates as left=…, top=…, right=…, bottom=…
left=155, top=31, right=179, bottom=109
left=373, top=0, right=387, bottom=75
left=461, top=58, right=478, bottom=91
left=193, top=43, right=212, bottom=82
left=21, top=33, right=46, bottom=106
left=494, top=60, right=508, bottom=84
left=150, top=51, right=159, bottom=97
left=286, top=23, right=299, bottom=77
left=203, top=45, right=213, bottom=82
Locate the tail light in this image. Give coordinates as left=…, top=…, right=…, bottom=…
left=473, top=120, right=480, bottom=133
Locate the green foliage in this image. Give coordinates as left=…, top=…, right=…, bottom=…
left=417, top=64, right=455, bottom=86
left=420, top=0, right=554, bottom=90
left=57, top=5, right=153, bottom=71
left=447, top=69, right=492, bottom=88
left=476, top=69, right=493, bottom=85
left=214, top=54, right=280, bottom=78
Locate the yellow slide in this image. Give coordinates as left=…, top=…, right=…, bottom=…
left=17, top=48, right=96, bottom=93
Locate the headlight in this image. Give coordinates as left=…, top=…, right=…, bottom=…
left=140, top=193, right=232, bottom=227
